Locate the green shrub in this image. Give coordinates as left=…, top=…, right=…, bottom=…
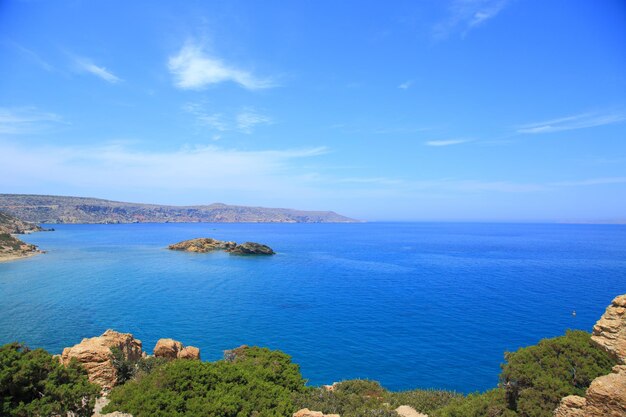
left=431, top=388, right=515, bottom=417
left=386, top=388, right=461, bottom=414
left=432, top=330, right=616, bottom=417
left=104, top=346, right=306, bottom=417
left=293, top=380, right=397, bottom=417
left=500, top=329, right=615, bottom=417
left=0, top=342, right=99, bottom=417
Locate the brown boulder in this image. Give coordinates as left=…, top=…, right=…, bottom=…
left=179, top=346, right=201, bottom=360
left=554, top=395, right=586, bottom=417
left=591, top=294, right=626, bottom=363
left=554, top=365, right=626, bottom=417
left=292, top=409, right=340, bottom=417
left=61, top=329, right=143, bottom=391
left=395, top=405, right=429, bottom=417
left=153, top=338, right=183, bottom=359
left=153, top=338, right=200, bottom=360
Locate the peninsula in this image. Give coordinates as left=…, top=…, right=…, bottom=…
left=0, top=194, right=357, bottom=224
left=0, top=211, right=46, bottom=262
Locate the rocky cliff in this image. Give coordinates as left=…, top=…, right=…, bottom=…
left=554, top=294, right=626, bottom=417
left=0, top=194, right=357, bottom=224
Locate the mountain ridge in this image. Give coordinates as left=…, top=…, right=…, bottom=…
left=0, top=194, right=358, bottom=224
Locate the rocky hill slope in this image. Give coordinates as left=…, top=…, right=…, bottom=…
left=0, top=211, right=45, bottom=262
left=0, top=194, right=357, bottom=224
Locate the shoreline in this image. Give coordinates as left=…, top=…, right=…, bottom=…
left=0, top=251, right=40, bottom=263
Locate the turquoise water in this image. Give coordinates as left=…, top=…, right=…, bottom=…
left=1, top=222, right=625, bottom=393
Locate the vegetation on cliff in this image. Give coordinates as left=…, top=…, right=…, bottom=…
left=0, top=343, right=99, bottom=417
left=0, top=329, right=617, bottom=416
left=103, top=346, right=305, bottom=417
left=432, top=330, right=616, bottom=417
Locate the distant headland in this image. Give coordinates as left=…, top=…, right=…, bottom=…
left=0, top=194, right=357, bottom=224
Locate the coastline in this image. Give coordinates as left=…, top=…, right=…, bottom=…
left=0, top=251, right=40, bottom=263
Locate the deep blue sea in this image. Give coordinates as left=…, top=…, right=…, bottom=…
left=1, top=223, right=625, bottom=393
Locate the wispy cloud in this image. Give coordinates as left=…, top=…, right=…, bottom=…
left=168, top=41, right=274, bottom=90
left=0, top=107, right=65, bottom=134
left=398, top=80, right=414, bottom=89
left=183, top=103, right=272, bottom=134
left=74, top=57, right=121, bottom=83
left=516, top=111, right=626, bottom=134
left=0, top=140, right=327, bottom=196
left=550, top=177, right=626, bottom=187
left=434, top=0, right=510, bottom=40
left=7, top=41, right=54, bottom=71
left=425, top=138, right=473, bottom=146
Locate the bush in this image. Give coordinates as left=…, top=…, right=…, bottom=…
left=0, top=342, right=100, bottom=417
left=432, top=330, right=616, bottom=417
left=386, top=388, right=461, bottom=414
left=104, top=346, right=306, bottom=417
left=500, top=330, right=615, bottom=417
left=293, top=380, right=397, bottom=417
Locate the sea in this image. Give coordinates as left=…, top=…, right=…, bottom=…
left=0, top=222, right=624, bottom=393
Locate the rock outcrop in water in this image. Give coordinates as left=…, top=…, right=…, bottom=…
left=554, top=294, right=626, bottom=417
left=61, top=330, right=144, bottom=391
left=168, top=238, right=237, bottom=253
left=168, top=237, right=275, bottom=255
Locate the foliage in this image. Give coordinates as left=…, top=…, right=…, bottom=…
left=500, top=329, right=615, bottom=417
left=104, top=346, right=306, bottom=417
left=432, top=330, right=616, bottom=417
left=293, top=380, right=397, bottom=417
left=431, top=388, right=515, bottom=417
left=386, top=388, right=462, bottom=414
left=0, top=342, right=99, bottom=417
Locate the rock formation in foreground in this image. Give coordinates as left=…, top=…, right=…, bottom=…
left=395, top=405, right=429, bottom=417
left=153, top=338, right=201, bottom=360
left=168, top=237, right=275, bottom=255
left=293, top=409, right=340, bottom=417
left=61, top=330, right=144, bottom=391
left=60, top=330, right=200, bottom=391
left=591, top=294, right=626, bottom=363
left=554, top=294, right=626, bottom=417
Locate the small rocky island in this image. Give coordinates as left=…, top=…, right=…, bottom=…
left=168, top=238, right=275, bottom=255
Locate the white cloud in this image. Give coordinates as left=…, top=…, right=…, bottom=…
left=425, top=139, right=472, bottom=146
left=0, top=140, right=327, bottom=196
left=183, top=103, right=272, bottom=134
left=0, top=107, right=65, bottom=134
left=434, top=0, right=510, bottom=39
left=398, top=80, right=414, bottom=89
left=236, top=109, right=272, bottom=133
left=168, top=41, right=274, bottom=90
left=75, top=57, right=121, bottom=83
left=516, top=111, right=626, bottom=134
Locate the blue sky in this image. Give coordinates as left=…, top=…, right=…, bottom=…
left=0, top=0, right=625, bottom=221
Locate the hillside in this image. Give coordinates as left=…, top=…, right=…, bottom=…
left=0, top=211, right=44, bottom=262
left=0, top=194, right=357, bottom=224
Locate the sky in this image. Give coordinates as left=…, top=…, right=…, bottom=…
left=0, top=0, right=625, bottom=222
